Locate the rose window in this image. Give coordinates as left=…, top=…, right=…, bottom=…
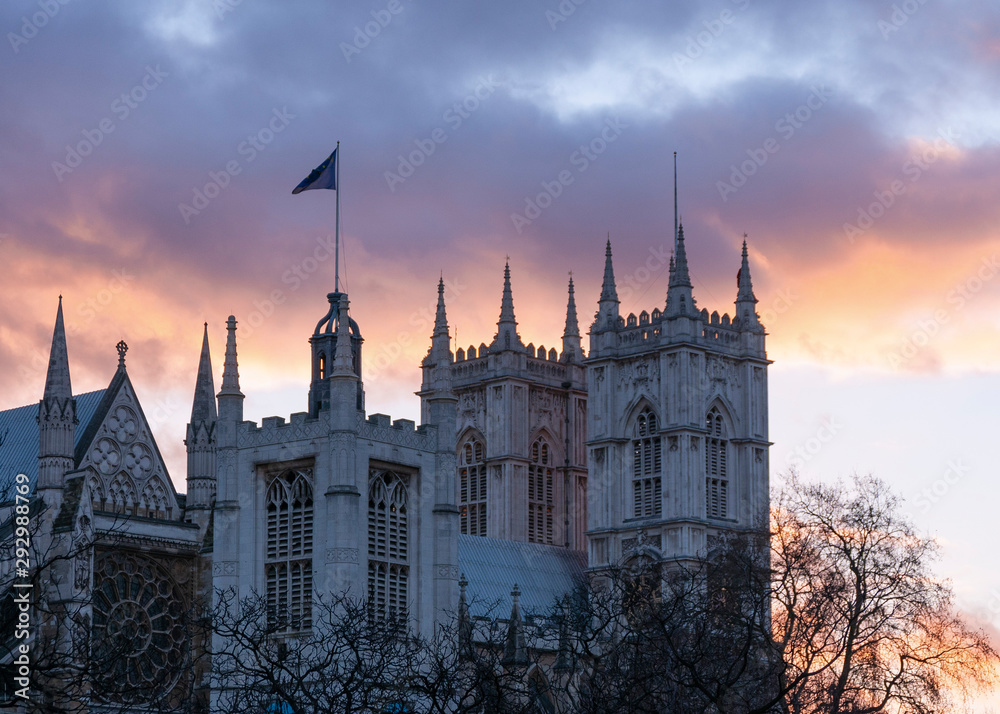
left=108, top=405, right=139, bottom=443
left=92, top=551, right=187, bottom=703
left=90, top=438, right=121, bottom=475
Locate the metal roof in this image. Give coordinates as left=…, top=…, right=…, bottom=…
left=457, top=535, right=586, bottom=619
left=0, top=390, right=105, bottom=499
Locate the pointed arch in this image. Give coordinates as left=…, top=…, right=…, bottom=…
left=265, top=468, right=314, bottom=631
left=367, top=469, right=409, bottom=622
left=139, top=474, right=170, bottom=519
left=528, top=433, right=556, bottom=544
left=705, top=404, right=731, bottom=520
left=106, top=471, right=137, bottom=515
left=630, top=405, right=662, bottom=519
left=619, top=394, right=659, bottom=437
left=457, top=429, right=487, bottom=537
left=526, top=664, right=557, bottom=713
left=705, top=394, right=739, bottom=435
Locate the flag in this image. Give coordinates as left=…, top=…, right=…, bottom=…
left=292, top=149, right=337, bottom=194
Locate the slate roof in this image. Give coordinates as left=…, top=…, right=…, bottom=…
left=0, top=390, right=105, bottom=501
left=457, top=535, right=586, bottom=618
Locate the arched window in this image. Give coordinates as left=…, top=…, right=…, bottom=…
left=528, top=438, right=555, bottom=544
left=705, top=408, right=728, bottom=519
left=368, top=469, right=409, bottom=621
left=265, top=468, right=314, bottom=631
left=632, top=410, right=662, bottom=518
left=459, top=438, right=487, bottom=537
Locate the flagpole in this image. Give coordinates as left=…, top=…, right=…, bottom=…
left=335, top=140, right=341, bottom=293
left=673, top=151, right=678, bottom=244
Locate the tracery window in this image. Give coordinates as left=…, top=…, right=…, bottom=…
left=368, top=469, right=409, bottom=621
left=528, top=438, right=554, bottom=544
left=459, top=438, right=487, bottom=537
left=91, top=551, right=187, bottom=705
left=705, top=408, right=728, bottom=519
left=265, top=468, right=314, bottom=631
left=632, top=410, right=662, bottom=518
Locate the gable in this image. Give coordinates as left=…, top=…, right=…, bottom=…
left=77, top=370, right=180, bottom=521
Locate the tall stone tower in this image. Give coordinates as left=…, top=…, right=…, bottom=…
left=586, top=231, right=769, bottom=568
left=421, top=264, right=588, bottom=550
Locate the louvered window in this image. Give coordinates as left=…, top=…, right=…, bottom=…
left=528, top=438, right=555, bottom=544
left=458, top=439, right=487, bottom=537
left=632, top=410, right=662, bottom=518
left=265, top=468, right=313, bottom=631
left=368, top=469, right=409, bottom=622
left=705, top=408, right=728, bottom=519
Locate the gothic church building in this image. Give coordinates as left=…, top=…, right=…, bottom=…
left=0, top=222, right=769, bottom=709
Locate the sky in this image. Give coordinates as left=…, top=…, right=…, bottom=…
left=3, top=0, right=1000, bottom=697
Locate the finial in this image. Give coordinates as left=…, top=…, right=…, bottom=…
left=116, top=340, right=128, bottom=368
left=511, top=583, right=521, bottom=599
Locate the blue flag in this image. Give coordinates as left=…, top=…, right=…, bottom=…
left=292, top=149, right=337, bottom=194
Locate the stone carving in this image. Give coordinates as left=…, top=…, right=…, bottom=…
left=326, top=548, right=359, bottom=563
left=436, top=565, right=460, bottom=579
left=212, top=561, right=238, bottom=576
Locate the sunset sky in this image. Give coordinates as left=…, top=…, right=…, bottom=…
left=3, top=0, right=1000, bottom=686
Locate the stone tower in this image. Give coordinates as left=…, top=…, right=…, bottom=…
left=421, top=264, right=588, bottom=550
left=585, top=231, right=769, bottom=568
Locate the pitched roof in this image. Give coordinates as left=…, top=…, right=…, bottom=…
left=457, top=535, right=586, bottom=619
left=0, top=390, right=105, bottom=500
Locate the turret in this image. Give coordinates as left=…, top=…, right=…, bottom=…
left=665, top=222, right=697, bottom=317
left=736, top=237, right=763, bottom=332
left=185, top=324, right=217, bottom=524
left=420, top=277, right=456, bottom=434
left=37, top=297, right=76, bottom=506
left=560, top=275, right=582, bottom=363
left=328, top=292, right=362, bottom=430
left=501, top=584, right=528, bottom=669
left=308, top=292, right=364, bottom=416
left=489, top=262, right=524, bottom=353
left=593, top=239, right=620, bottom=333
left=217, top=316, right=244, bottom=425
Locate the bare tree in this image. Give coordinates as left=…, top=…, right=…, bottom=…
left=770, top=472, right=996, bottom=714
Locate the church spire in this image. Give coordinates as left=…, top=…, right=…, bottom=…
left=665, top=224, right=697, bottom=317
left=38, top=297, right=76, bottom=496
left=599, top=239, right=618, bottom=303
left=491, top=261, right=522, bottom=352
left=186, top=324, right=218, bottom=516
left=561, top=275, right=582, bottom=363
left=43, top=296, right=72, bottom=404
left=502, top=584, right=528, bottom=668
left=427, top=276, right=450, bottom=360
left=191, top=324, right=217, bottom=424
left=736, top=236, right=763, bottom=331
left=593, top=239, right=620, bottom=334
left=217, top=315, right=244, bottom=423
